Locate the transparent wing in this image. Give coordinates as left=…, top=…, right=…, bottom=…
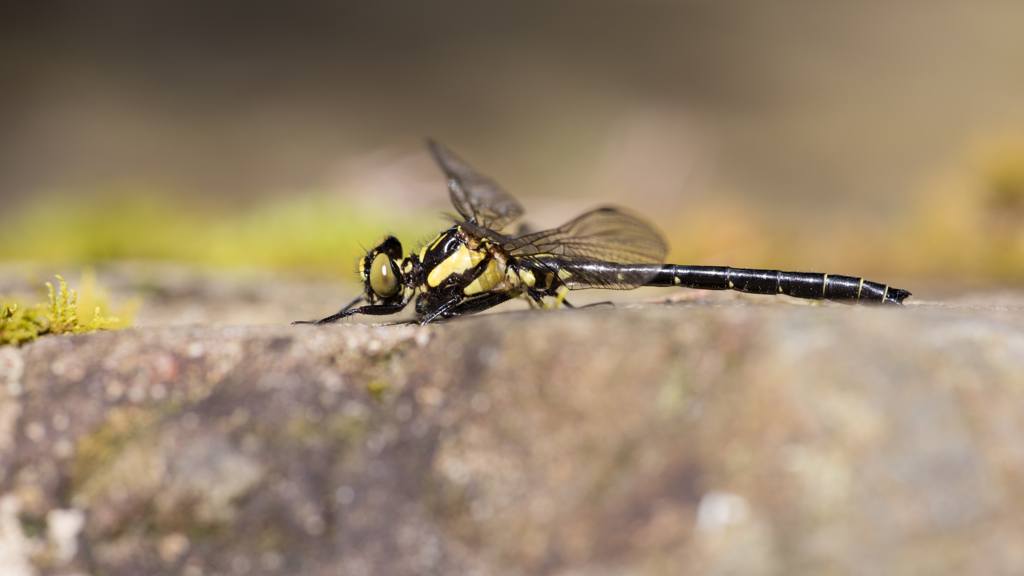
left=507, top=207, right=670, bottom=290
left=427, top=139, right=524, bottom=231
left=507, top=207, right=668, bottom=263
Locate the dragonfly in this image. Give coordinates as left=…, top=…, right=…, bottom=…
left=295, top=140, right=910, bottom=325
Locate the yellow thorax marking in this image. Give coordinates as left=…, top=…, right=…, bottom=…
left=519, top=268, right=536, bottom=288
left=504, top=267, right=536, bottom=289
left=539, top=271, right=555, bottom=289
left=505, top=267, right=520, bottom=288
left=464, top=258, right=506, bottom=295
left=430, top=232, right=448, bottom=251
left=427, top=243, right=486, bottom=287
left=418, top=232, right=446, bottom=266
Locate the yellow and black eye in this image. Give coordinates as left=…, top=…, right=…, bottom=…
left=369, top=253, right=400, bottom=297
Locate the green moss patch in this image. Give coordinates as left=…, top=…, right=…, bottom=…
left=1, top=275, right=128, bottom=346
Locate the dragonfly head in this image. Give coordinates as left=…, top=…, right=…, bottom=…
left=361, top=236, right=405, bottom=302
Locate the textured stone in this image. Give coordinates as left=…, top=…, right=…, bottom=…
left=2, top=298, right=1024, bottom=575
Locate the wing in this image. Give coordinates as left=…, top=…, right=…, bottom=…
left=506, top=206, right=668, bottom=263
left=427, top=139, right=524, bottom=231
left=507, top=207, right=670, bottom=290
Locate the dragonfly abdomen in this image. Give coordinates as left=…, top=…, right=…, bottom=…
left=651, top=265, right=911, bottom=305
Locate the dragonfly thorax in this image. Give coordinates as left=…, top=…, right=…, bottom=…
left=416, top=226, right=509, bottom=295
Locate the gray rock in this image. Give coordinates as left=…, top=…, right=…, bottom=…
left=2, top=299, right=1024, bottom=575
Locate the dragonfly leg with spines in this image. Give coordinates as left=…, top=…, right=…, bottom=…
left=293, top=295, right=364, bottom=324
left=293, top=298, right=410, bottom=325
left=649, top=265, right=911, bottom=305
left=419, top=292, right=516, bottom=324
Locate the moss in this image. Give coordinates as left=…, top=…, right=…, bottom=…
left=1, top=275, right=131, bottom=346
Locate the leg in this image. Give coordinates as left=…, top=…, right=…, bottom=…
left=293, top=297, right=410, bottom=325
left=419, top=292, right=515, bottom=324
left=526, top=285, right=571, bottom=309
left=293, top=295, right=365, bottom=324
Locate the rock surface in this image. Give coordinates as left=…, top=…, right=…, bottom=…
left=2, top=298, right=1024, bottom=575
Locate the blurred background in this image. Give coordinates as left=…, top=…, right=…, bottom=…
left=3, top=0, right=1024, bottom=322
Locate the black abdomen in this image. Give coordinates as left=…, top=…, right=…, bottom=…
left=650, top=265, right=910, bottom=305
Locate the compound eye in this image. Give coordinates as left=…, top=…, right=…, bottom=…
left=369, top=253, right=399, bottom=297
